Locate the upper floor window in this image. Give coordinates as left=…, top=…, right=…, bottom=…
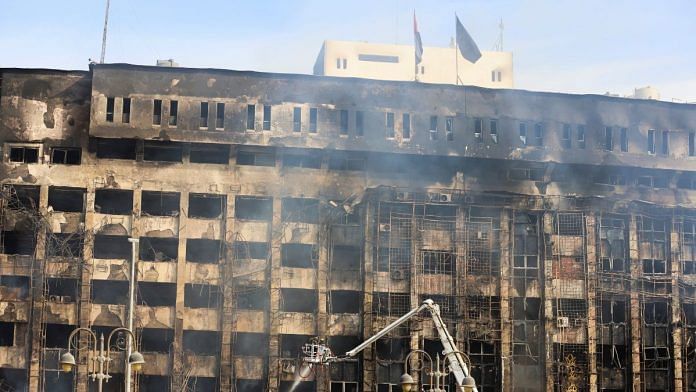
left=216, top=103, right=225, bottom=129
left=446, top=117, right=455, bottom=141
left=355, top=111, right=364, bottom=137
left=647, top=129, right=656, bottom=154
left=293, top=107, right=301, bottom=132
left=533, top=123, right=543, bottom=146
left=474, top=118, right=483, bottom=142
left=309, top=108, right=318, bottom=133
left=246, top=104, right=255, bottom=130
left=690, top=132, right=695, bottom=157
left=106, top=97, right=115, bottom=122
left=152, top=99, right=162, bottom=125
left=489, top=119, right=498, bottom=144
left=519, top=123, right=527, bottom=145
left=561, top=124, right=571, bottom=149
left=577, top=125, right=586, bottom=149
left=122, top=98, right=131, bottom=124
left=263, top=105, right=272, bottom=131
left=169, top=100, right=178, bottom=126
left=9, top=145, right=39, bottom=164
left=385, top=112, right=395, bottom=139
left=429, top=116, right=438, bottom=140
left=661, top=131, right=669, bottom=155
left=51, top=147, right=81, bottom=165
left=604, top=126, right=613, bottom=151
left=340, top=110, right=349, bottom=135
left=620, top=128, right=628, bottom=152
left=402, top=113, right=411, bottom=140
left=200, top=102, right=209, bottom=128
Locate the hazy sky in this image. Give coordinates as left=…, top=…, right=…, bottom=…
left=1, top=0, right=695, bottom=101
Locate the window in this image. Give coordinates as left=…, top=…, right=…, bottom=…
left=95, top=138, right=136, bottom=160
left=446, top=117, right=454, bottom=141
left=9, top=146, right=39, bottom=163
left=189, top=193, right=224, bottom=218
left=336, top=58, right=341, bottom=69
left=281, top=288, right=317, bottom=312
left=144, top=141, right=183, bottom=162
left=141, top=191, right=180, bottom=216
left=620, top=127, right=628, bottom=152
left=577, top=125, right=586, bottom=149
left=106, top=97, right=114, bottom=122
left=309, top=108, right=318, bottom=133
left=293, top=107, right=302, bottom=132
left=50, top=147, right=81, bottom=165
left=340, top=110, right=349, bottom=135
left=429, top=115, right=438, bottom=140
left=169, top=100, right=177, bottom=126
left=343, top=59, right=347, bottom=69
left=604, top=126, right=613, bottom=151
left=236, top=149, right=276, bottom=167
left=519, top=123, right=527, bottom=145
left=235, top=196, right=273, bottom=221
left=385, top=112, right=395, bottom=138
left=95, top=189, right=133, bottom=215
left=661, top=130, right=669, bottom=155
left=648, top=129, right=656, bottom=154
left=534, top=123, right=543, bottom=146
left=690, top=132, right=695, bottom=157
left=281, top=243, right=317, bottom=268
left=246, top=104, right=255, bottom=130
left=186, top=239, right=222, bottom=264
left=283, top=151, right=322, bottom=169
left=489, top=119, right=498, bottom=143
left=152, top=99, right=162, bottom=125
left=263, top=105, right=271, bottom=131
left=216, top=103, right=225, bottom=129
left=281, top=198, right=319, bottom=224
left=355, top=111, right=364, bottom=136
left=474, top=118, right=483, bottom=141
left=200, top=102, right=209, bottom=128
left=358, top=54, right=399, bottom=63
left=491, top=71, right=496, bottom=82
left=122, top=98, right=131, bottom=123
left=402, top=113, right=410, bottom=139
left=190, top=143, right=229, bottom=164
left=497, top=71, right=502, bottom=81
left=561, top=124, right=571, bottom=149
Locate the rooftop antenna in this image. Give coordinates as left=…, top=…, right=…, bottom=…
left=493, top=18, right=504, bottom=51
left=100, top=0, right=110, bottom=63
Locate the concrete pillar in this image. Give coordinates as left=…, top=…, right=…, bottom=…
left=628, top=215, right=642, bottom=391
left=586, top=213, right=598, bottom=392
left=171, top=190, right=188, bottom=391
left=219, top=193, right=236, bottom=391
left=499, top=209, right=512, bottom=392
left=268, top=197, right=282, bottom=392
left=672, top=220, right=684, bottom=392
left=361, top=201, right=376, bottom=392
left=542, top=211, right=555, bottom=392
left=75, top=182, right=96, bottom=392
left=316, top=215, right=329, bottom=392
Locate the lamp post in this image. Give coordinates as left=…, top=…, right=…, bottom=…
left=60, top=327, right=145, bottom=392
left=400, top=349, right=477, bottom=392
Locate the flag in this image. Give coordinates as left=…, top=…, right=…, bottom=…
left=456, top=15, right=482, bottom=63
left=413, top=12, right=423, bottom=65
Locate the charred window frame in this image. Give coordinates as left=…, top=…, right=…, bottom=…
left=122, top=97, right=131, bottom=123
left=489, top=119, right=497, bottom=143
left=168, top=100, right=177, bottom=126
left=234, top=241, right=268, bottom=260
left=216, top=102, right=225, bottom=129
left=401, top=113, right=410, bottom=140
left=190, top=143, right=229, bottom=164
left=533, top=123, right=544, bottom=146
left=200, top=102, right=209, bottom=128
left=599, top=216, right=628, bottom=274
left=106, top=97, right=115, bottom=122
left=638, top=217, right=668, bottom=275
left=1, top=231, right=36, bottom=255
left=281, top=197, right=319, bottom=224
left=429, top=115, right=438, bottom=140
left=0, top=323, right=14, bottom=347
left=293, top=107, right=302, bottom=132
left=140, top=328, right=174, bottom=353
left=263, top=105, right=272, bottom=131
left=152, top=99, right=162, bottom=125
left=385, top=112, right=395, bottom=139
left=375, top=247, right=411, bottom=273
left=5, top=185, right=40, bottom=211
left=141, top=191, right=179, bottom=217
left=508, top=166, right=544, bottom=181
left=48, top=186, right=85, bottom=212
left=236, top=148, right=276, bottom=167
left=91, top=279, right=129, bottom=304
left=620, top=127, right=628, bottom=152
left=330, top=290, right=361, bottom=313
left=561, top=124, right=572, bottom=149
left=137, top=282, right=176, bottom=307
left=604, top=126, right=614, bottom=151
left=372, top=292, right=410, bottom=317
left=139, top=237, right=179, bottom=262
left=600, top=299, right=627, bottom=324
left=683, top=221, right=696, bottom=274
left=519, top=122, right=527, bottom=145
left=186, top=239, right=223, bottom=264
left=422, top=250, right=456, bottom=274
left=593, top=170, right=626, bottom=186
left=235, top=196, right=273, bottom=221
left=340, top=110, right=349, bottom=135
left=474, top=118, right=483, bottom=141
left=513, top=214, right=539, bottom=278
left=51, top=147, right=81, bottom=165
left=577, top=125, right=586, bottom=149
left=94, top=138, right=136, bottom=160
left=647, top=129, right=656, bottom=154
left=184, top=284, right=221, bottom=308
left=94, top=189, right=133, bottom=215
left=281, top=288, right=317, bottom=313
left=93, top=235, right=131, bottom=259
left=188, top=193, right=224, bottom=219
left=309, top=108, right=318, bottom=133
left=47, top=233, right=83, bottom=258
left=690, top=132, right=695, bottom=157
left=143, top=141, right=183, bottom=163
left=8, top=145, right=39, bottom=164
left=661, top=130, right=669, bottom=155
left=281, top=243, right=318, bottom=268
left=513, top=298, right=541, bottom=320
left=283, top=150, right=322, bottom=169
left=280, top=334, right=313, bottom=358
left=328, top=152, right=366, bottom=171
left=355, top=111, right=364, bottom=136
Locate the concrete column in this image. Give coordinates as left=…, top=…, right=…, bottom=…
left=75, top=182, right=96, bottom=392
left=268, top=197, right=282, bottom=392
left=361, top=201, right=376, bottom=392
left=316, top=217, right=329, bottom=392
left=219, top=193, right=236, bottom=391
left=542, top=211, right=555, bottom=392
left=585, top=213, right=598, bottom=392
left=171, top=190, right=188, bottom=392
left=628, top=215, right=642, bottom=391
left=499, top=209, right=512, bottom=392
left=672, top=220, right=684, bottom=392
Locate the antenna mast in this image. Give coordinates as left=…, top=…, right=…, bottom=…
left=100, top=0, right=111, bottom=63
left=496, top=18, right=504, bottom=51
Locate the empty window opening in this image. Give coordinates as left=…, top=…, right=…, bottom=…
left=215, top=102, right=225, bottom=129
left=519, top=123, right=527, bottom=145
left=281, top=197, right=319, bottom=224
left=186, top=239, right=222, bottom=264
left=509, top=167, right=544, bottom=181
left=5, top=185, right=39, bottom=211
left=94, top=137, right=136, bottom=160
left=648, top=129, right=656, bottom=154
left=0, top=276, right=29, bottom=300
left=234, top=241, right=268, bottom=260
left=183, top=330, right=220, bottom=355
left=513, top=213, right=539, bottom=279
left=106, top=97, right=115, bottom=122
left=47, top=233, right=83, bottom=257
left=139, top=237, right=178, bottom=262
left=330, top=290, right=360, bottom=313
left=401, top=113, right=410, bottom=139
left=604, top=127, right=614, bottom=151
left=329, top=336, right=360, bottom=358
left=234, top=332, right=269, bottom=356
left=385, top=112, right=395, bottom=138
left=235, top=287, right=269, bottom=310
left=263, top=105, right=272, bottom=130
left=554, top=298, right=587, bottom=321
left=140, top=328, right=173, bottom=352
left=168, top=100, right=177, bottom=126
left=593, top=171, right=626, bottom=186
left=184, top=284, right=221, bottom=308
left=372, top=292, right=410, bottom=316
left=246, top=104, right=256, bottom=130
left=190, top=143, right=229, bottom=164
left=638, top=217, right=667, bottom=275
left=429, top=115, right=438, bottom=140
left=644, top=301, right=669, bottom=324
left=512, top=297, right=541, bottom=320
left=152, top=99, right=162, bottom=125
left=9, top=145, right=39, bottom=163
left=46, top=278, right=77, bottom=300
left=474, top=118, right=483, bottom=141
left=1, top=231, right=36, bottom=255
left=91, top=279, right=128, bottom=305
left=339, top=110, right=349, bottom=135
left=137, top=282, right=176, bottom=307
left=93, top=235, right=131, bottom=259
left=331, top=245, right=361, bottom=271
left=620, top=127, right=628, bottom=152
left=95, top=189, right=133, bottom=215
left=188, top=193, right=225, bottom=218
left=50, top=147, right=81, bottom=165
left=293, top=107, right=302, bottom=132
left=235, top=196, right=273, bottom=221
left=236, top=148, right=276, bottom=166
left=283, top=150, right=322, bottom=169
left=309, top=108, right=318, bottom=133
left=445, top=116, right=454, bottom=141
left=600, top=300, right=626, bottom=324
left=143, top=141, right=183, bottom=162
left=534, top=123, right=544, bottom=146
left=0, top=322, right=14, bottom=346
left=661, top=130, right=669, bottom=155
left=376, top=338, right=410, bottom=361
left=281, top=288, right=317, bottom=312
left=354, top=111, right=365, bottom=137
left=48, top=186, right=85, bottom=212
left=281, top=243, right=317, bottom=268
left=280, top=334, right=313, bottom=358
left=187, top=377, right=219, bottom=392
left=200, top=102, right=209, bottom=128
left=328, top=152, right=366, bottom=171
left=488, top=119, right=499, bottom=144
left=577, top=125, right=586, bottom=149
left=45, top=323, right=75, bottom=348
left=121, top=97, right=131, bottom=123
left=561, top=124, right=572, bottom=149
left=422, top=250, right=456, bottom=274
left=140, top=375, right=171, bottom=390
left=690, top=132, right=695, bottom=157
left=141, top=191, right=180, bottom=217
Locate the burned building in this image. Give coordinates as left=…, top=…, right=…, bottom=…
left=0, top=63, right=695, bottom=392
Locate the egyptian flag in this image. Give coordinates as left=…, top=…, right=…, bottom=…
left=413, top=12, right=423, bottom=65
left=456, top=15, right=482, bottom=63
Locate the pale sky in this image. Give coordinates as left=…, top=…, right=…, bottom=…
left=1, top=0, right=695, bottom=101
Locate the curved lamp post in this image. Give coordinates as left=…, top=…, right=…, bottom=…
left=400, top=349, right=434, bottom=392
left=59, top=327, right=144, bottom=392
left=400, top=349, right=477, bottom=392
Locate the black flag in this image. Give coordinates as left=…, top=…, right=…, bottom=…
left=456, top=15, right=482, bottom=63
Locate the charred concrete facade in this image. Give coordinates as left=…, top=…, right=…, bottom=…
left=1, top=64, right=696, bottom=392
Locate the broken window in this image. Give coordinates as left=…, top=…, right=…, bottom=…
left=562, top=124, right=572, bottom=149
left=281, top=197, right=319, bottom=224
left=330, top=290, right=360, bottom=313
left=122, top=97, right=131, bottom=123
left=190, top=143, right=229, bottom=164
left=648, top=129, right=656, bottom=154
left=188, top=193, right=224, bottom=218
left=420, top=294, right=456, bottom=319
left=644, top=301, right=669, bottom=324
left=281, top=288, right=317, bottom=312
left=375, top=247, right=411, bottom=273
left=139, top=237, right=178, bottom=262
left=215, top=102, right=225, bottom=129
left=309, top=108, right=318, bottom=133
left=233, top=332, right=269, bottom=356
left=95, top=189, right=133, bottom=215
left=45, top=323, right=74, bottom=348
left=519, top=123, right=527, bottom=145
left=236, top=380, right=264, bottom=392
left=372, top=292, right=410, bottom=317
left=509, top=167, right=544, bottom=181
left=263, top=105, right=272, bottom=130
left=139, top=376, right=170, bottom=390
left=385, top=112, right=395, bottom=138
left=447, top=116, right=455, bottom=141
left=355, top=111, right=364, bottom=136
left=106, top=97, right=115, bottom=122
left=93, top=235, right=131, bottom=259
left=50, top=147, right=81, bottom=165
left=554, top=298, right=587, bottom=320
left=429, top=115, right=438, bottom=140
left=187, top=377, right=218, bottom=392
left=661, top=130, right=669, bottom=155
left=246, top=104, right=255, bottom=130
left=141, top=191, right=180, bottom=216
left=600, top=299, right=626, bottom=324
left=46, top=278, right=77, bottom=300
left=235, top=286, right=269, bottom=310
left=91, top=279, right=128, bottom=304
left=235, top=196, right=272, bottom=221
left=283, top=150, right=322, bottom=169
left=9, top=145, right=39, bottom=163
left=186, top=239, right=222, bottom=264
left=690, top=132, right=695, bottom=157
left=328, top=152, right=366, bottom=171
left=605, top=126, right=614, bottom=151
left=331, top=245, right=361, bottom=271
left=48, top=186, right=85, bottom=212
left=474, top=118, right=483, bottom=141
left=338, top=110, right=349, bottom=135
left=577, top=125, right=586, bottom=149
left=534, top=123, right=544, bottom=146
left=234, top=241, right=268, bottom=260
left=169, top=100, right=177, bottom=126
left=184, top=284, right=221, bottom=308
left=281, top=243, right=317, bottom=268
left=1, top=231, right=36, bottom=255
left=47, top=233, right=83, bottom=257
left=512, top=298, right=541, bottom=320
left=376, top=338, right=409, bottom=361
left=183, top=330, right=220, bottom=355
left=401, top=113, right=410, bottom=139
left=140, top=328, right=174, bottom=352
left=620, top=127, right=628, bottom=152
left=143, top=141, right=183, bottom=162
left=422, top=250, right=456, bottom=274
left=683, top=221, right=696, bottom=274
left=638, top=217, right=667, bottom=275
left=137, top=282, right=176, bottom=306
left=5, top=185, right=39, bottom=211
left=152, top=99, right=162, bottom=125
left=555, top=212, right=584, bottom=236
left=293, top=107, right=302, bottom=132
left=0, top=323, right=14, bottom=346
left=236, top=148, right=276, bottom=166
left=513, top=214, right=539, bottom=278
left=94, top=138, right=136, bottom=160
left=200, top=102, right=209, bottom=128
left=594, top=171, right=626, bottom=186
left=280, top=334, right=313, bottom=358
left=599, top=216, right=628, bottom=273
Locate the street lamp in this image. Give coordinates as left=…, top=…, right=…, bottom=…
left=400, top=349, right=434, bottom=392
left=60, top=327, right=145, bottom=392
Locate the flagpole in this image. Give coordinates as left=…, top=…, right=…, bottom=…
left=454, top=14, right=459, bottom=85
